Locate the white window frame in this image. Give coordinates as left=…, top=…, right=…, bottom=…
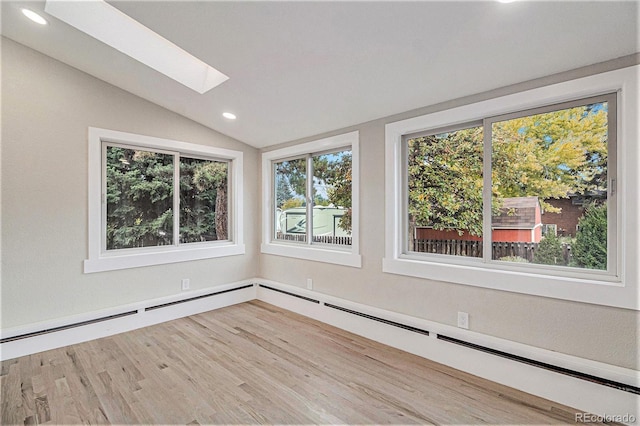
left=384, top=66, right=639, bottom=310
left=85, top=128, right=244, bottom=273
left=261, top=131, right=361, bottom=268
left=401, top=94, right=617, bottom=278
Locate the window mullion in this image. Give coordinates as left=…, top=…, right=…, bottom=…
left=482, top=119, right=492, bottom=262
left=306, top=154, right=313, bottom=246
left=173, top=153, right=180, bottom=246
left=607, top=92, right=618, bottom=274
left=401, top=137, right=409, bottom=254
left=271, top=161, right=277, bottom=242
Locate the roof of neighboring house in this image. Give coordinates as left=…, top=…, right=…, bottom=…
left=492, top=196, right=540, bottom=230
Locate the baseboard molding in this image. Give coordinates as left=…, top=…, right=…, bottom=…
left=255, top=279, right=640, bottom=422
left=2, top=277, right=638, bottom=422
left=0, top=280, right=256, bottom=361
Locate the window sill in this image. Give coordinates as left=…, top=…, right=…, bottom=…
left=261, top=242, right=362, bottom=268
left=382, top=257, right=634, bottom=310
left=84, top=243, right=245, bottom=273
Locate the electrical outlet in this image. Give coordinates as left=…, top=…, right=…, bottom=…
left=306, top=278, right=313, bottom=290
left=457, top=311, right=469, bottom=329
left=181, top=278, right=190, bottom=291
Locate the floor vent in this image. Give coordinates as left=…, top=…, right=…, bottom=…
left=258, top=284, right=321, bottom=304
left=0, top=310, right=138, bottom=344
left=325, top=303, right=430, bottom=336
left=437, top=334, right=640, bottom=395
left=146, top=284, right=254, bottom=311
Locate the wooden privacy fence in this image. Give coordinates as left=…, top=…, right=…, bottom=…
left=413, top=239, right=572, bottom=264
left=492, top=241, right=539, bottom=262
left=276, top=232, right=352, bottom=246
left=413, top=239, right=483, bottom=258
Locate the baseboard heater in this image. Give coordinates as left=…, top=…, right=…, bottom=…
left=0, top=310, right=138, bottom=344
left=146, top=284, right=254, bottom=311
left=437, top=334, right=640, bottom=395
left=325, top=303, right=430, bottom=336
left=260, top=284, right=639, bottom=396
left=258, top=284, right=320, bottom=304
left=1, top=284, right=254, bottom=344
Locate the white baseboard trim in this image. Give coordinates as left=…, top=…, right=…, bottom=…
left=255, top=279, right=640, bottom=423
left=0, top=280, right=256, bottom=361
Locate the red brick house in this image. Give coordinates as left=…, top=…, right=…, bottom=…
left=541, top=198, right=581, bottom=237
left=541, top=192, right=606, bottom=237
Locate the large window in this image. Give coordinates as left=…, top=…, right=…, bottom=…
left=262, top=131, right=361, bottom=267
left=106, top=145, right=176, bottom=250
left=85, top=128, right=244, bottom=273
left=385, top=65, right=639, bottom=310
left=274, top=157, right=308, bottom=242
left=405, top=95, right=615, bottom=274
left=407, top=124, right=484, bottom=258
left=105, top=146, right=230, bottom=250
left=274, top=149, right=352, bottom=246
left=488, top=97, right=614, bottom=272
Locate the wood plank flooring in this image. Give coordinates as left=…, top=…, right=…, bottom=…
left=1, top=300, right=603, bottom=425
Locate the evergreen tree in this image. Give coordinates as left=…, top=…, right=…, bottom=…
left=533, top=233, right=565, bottom=266
left=275, top=175, right=294, bottom=207
left=192, top=161, right=228, bottom=240
left=571, top=204, right=607, bottom=270
left=180, top=157, right=221, bottom=243
left=106, top=147, right=228, bottom=249
left=106, top=147, right=174, bottom=249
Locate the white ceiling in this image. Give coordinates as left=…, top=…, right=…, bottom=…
left=2, top=1, right=638, bottom=148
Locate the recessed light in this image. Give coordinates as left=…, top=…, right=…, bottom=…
left=44, top=0, right=228, bottom=94
left=223, top=112, right=237, bottom=120
left=21, top=8, right=48, bottom=25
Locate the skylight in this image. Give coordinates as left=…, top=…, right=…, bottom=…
left=21, top=8, right=48, bottom=25
left=44, top=0, right=228, bottom=94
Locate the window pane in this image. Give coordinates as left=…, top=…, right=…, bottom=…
left=180, top=157, right=228, bottom=243
left=312, top=150, right=352, bottom=246
left=106, top=146, right=173, bottom=250
left=407, top=126, right=484, bottom=257
left=491, top=102, right=608, bottom=270
left=274, top=158, right=307, bottom=242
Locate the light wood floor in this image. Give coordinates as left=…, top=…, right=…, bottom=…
left=1, top=300, right=602, bottom=425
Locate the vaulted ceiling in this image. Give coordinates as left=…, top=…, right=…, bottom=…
left=2, top=1, right=638, bottom=148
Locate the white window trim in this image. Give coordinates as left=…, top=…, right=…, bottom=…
left=261, top=131, right=361, bottom=268
left=85, top=127, right=244, bottom=273
left=384, top=66, right=639, bottom=310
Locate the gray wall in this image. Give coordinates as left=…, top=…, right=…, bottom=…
left=1, top=39, right=259, bottom=328
left=259, top=56, right=640, bottom=370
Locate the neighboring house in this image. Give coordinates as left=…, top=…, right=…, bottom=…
left=279, top=206, right=350, bottom=237
left=541, top=198, right=581, bottom=237
left=492, top=197, right=542, bottom=243
left=542, top=191, right=606, bottom=237
left=415, top=196, right=543, bottom=243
